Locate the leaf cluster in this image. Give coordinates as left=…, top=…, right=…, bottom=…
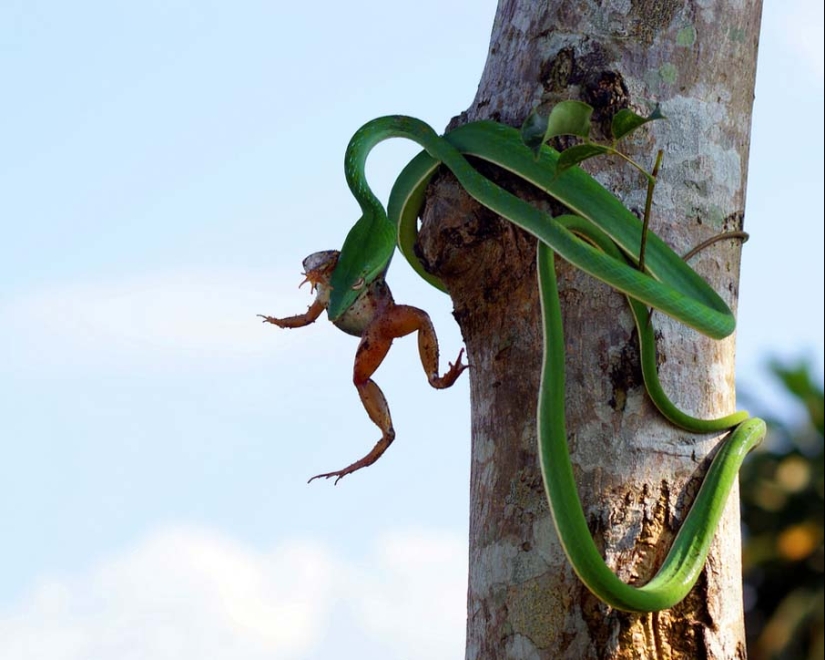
left=742, top=361, right=824, bottom=660
left=520, top=100, right=664, bottom=180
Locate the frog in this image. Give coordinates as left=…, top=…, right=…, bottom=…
left=259, top=250, right=467, bottom=484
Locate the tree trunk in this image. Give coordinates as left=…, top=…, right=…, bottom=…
left=416, top=1, right=762, bottom=657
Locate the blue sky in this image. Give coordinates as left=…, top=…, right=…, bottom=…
left=0, top=1, right=822, bottom=658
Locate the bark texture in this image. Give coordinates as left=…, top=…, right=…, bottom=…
left=416, top=1, right=762, bottom=658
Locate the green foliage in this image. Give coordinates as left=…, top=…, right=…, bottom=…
left=520, top=109, right=549, bottom=157
left=742, top=361, right=824, bottom=660
left=557, top=143, right=612, bottom=174
left=544, top=100, right=593, bottom=140
left=520, top=101, right=592, bottom=158
left=519, top=100, right=666, bottom=271
left=611, top=105, right=665, bottom=141
left=519, top=101, right=665, bottom=176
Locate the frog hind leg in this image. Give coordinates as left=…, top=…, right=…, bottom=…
left=307, top=320, right=396, bottom=485
left=307, top=304, right=466, bottom=485
left=410, top=306, right=468, bottom=389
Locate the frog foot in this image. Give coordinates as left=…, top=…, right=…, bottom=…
left=429, top=349, right=468, bottom=389
left=308, top=429, right=396, bottom=485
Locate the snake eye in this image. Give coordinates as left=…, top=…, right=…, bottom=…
left=352, top=277, right=365, bottom=291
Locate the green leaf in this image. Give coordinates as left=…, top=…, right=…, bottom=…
left=557, top=143, right=612, bottom=174
left=611, top=105, right=667, bottom=141
left=520, top=110, right=549, bottom=158
left=545, top=100, right=593, bottom=140
left=769, top=360, right=825, bottom=436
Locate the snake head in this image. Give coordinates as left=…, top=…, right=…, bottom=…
left=327, top=209, right=396, bottom=321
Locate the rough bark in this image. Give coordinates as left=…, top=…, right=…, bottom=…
left=416, top=0, right=762, bottom=658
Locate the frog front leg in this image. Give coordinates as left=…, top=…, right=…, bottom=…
left=309, top=304, right=467, bottom=484
left=258, top=297, right=326, bottom=329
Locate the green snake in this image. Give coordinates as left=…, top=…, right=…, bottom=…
left=327, top=115, right=765, bottom=612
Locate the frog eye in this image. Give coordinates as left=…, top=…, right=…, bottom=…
left=351, top=277, right=365, bottom=291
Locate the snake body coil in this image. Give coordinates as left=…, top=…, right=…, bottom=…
left=329, top=115, right=764, bottom=612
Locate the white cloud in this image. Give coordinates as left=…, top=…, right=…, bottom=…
left=1, top=267, right=325, bottom=372
left=347, top=528, right=468, bottom=658
left=0, top=525, right=467, bottom=660
left=0, top=526, right=335, bottom=660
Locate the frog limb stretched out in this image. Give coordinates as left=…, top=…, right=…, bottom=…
left=259, top=250, right=467, bottom=484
